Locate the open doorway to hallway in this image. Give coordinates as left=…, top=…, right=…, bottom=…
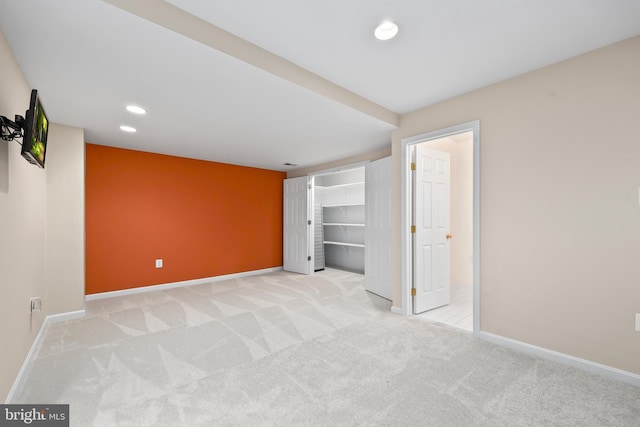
left=400, top=120, right=479, bottom=333
left=413, top=131, right=474, bottom=331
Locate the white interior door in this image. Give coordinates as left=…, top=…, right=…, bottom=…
left=283, top=176, right=310, bottom=274
left=414, top=146, right=451, bottom=313
left=365, top=157, right=392, bottom=300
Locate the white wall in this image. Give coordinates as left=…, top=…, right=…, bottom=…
left=0, top=29, right=85, bottom=401
left=0, top=28, right=48, bottom=401
left=46, top=124, right=85, bottom=314
left=289, top=147, right=390, bottom=178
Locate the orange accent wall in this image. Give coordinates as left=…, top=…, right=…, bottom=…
left=85, top=144, right=285, bottom=294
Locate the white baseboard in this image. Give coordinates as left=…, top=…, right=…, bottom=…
left=5, top=308, right=87, bottom=403
left=46, top=309, right=86, bottom=323
left=390, top=306, right=404, bottom=315
left=477, top=331, right=640, bottom=388
left=86, top=267, right=283, bottom=301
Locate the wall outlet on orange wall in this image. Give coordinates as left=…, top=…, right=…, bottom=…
left=155, top=259, right=163, bottom=268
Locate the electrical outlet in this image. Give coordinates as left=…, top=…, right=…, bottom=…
left=30, top=297, right=42, bottom=313
left=155, top=259, right=163, bottom=268
left=635, top=313, right=640, bottom=332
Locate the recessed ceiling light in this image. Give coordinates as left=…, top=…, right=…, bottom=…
left=374, top=21, right=399, bottom=41
left=120, top=125, right=136, bottom=133
left=126, top=105, right=146, bottom=114
left=283, top=163, right=298, bottom=167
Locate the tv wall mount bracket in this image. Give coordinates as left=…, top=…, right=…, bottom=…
left=0, top=114, right=25, bottom=142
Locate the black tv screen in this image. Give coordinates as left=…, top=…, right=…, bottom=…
left=21, top=89, right=48, bottom=168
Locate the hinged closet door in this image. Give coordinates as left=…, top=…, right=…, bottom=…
left=365, top=157, right=392, bottom=299
left=283, top=176, right=311, bottom=274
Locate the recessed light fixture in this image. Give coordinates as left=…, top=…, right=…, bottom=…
left=374, top=20, right=399, bottom=41
left=283, top=162, right=298, bottom=167
left=126, top=105, right=146, bottom=114
left=120, top=125, right=136, bottom=133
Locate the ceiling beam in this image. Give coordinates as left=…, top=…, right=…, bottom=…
left=103, top=0, right=400, bottom=127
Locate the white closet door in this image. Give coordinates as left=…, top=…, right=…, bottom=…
left=365, top=157, right=392, bottom=300
left=283, top=176, right=310, bottom=274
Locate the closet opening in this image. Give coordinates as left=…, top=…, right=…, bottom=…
left=312, top=167, right=365, bottom=274
left=283, top=157, right=391, bottom=300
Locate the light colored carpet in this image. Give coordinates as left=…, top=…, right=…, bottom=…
left=12, top=269, right=640, bottom=426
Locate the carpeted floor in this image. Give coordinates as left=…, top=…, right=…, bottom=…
left=12, top=269, right=640, bottom=426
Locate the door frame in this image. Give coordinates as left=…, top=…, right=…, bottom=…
left=400, top=120, right=480, bottom=335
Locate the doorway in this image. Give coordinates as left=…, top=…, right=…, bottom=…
left=312, top=167, right=366, bottom=274
left=400, top=121, right=480, bottom=334
left=284, top=162, right=369, bottom=276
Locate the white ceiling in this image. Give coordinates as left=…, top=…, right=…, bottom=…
left=1, top=0, right=639, bottom=171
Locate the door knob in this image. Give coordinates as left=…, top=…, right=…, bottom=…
left=446, top=233, right=452, bottom=240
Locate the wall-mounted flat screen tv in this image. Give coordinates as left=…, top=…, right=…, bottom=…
left=21, top=89, right=48, bottom=168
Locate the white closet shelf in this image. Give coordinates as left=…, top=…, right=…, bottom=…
left=323, top=241, right=365, bottom=248
left=319, top=181, right=365, bottom=189
left=322, top=203, right=364, bottom=208
left=322, top=223, right=365, bottom=227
